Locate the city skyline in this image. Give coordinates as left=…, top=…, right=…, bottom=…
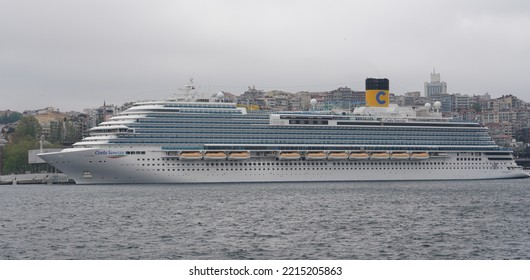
left=1, top=0, right=530, bottom=112
left=1, top=74, right=528, bottom=113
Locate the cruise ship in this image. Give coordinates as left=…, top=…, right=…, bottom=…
left=38, top=79, right=529, bottom=184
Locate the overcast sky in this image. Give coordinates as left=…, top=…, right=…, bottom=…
left=1, top=0, right=530, bottom=112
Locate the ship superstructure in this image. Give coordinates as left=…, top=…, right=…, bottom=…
left=38, top=79, right=529, bottom=184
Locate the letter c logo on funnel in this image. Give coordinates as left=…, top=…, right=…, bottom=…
left=376, top=91, right=387, bottom=105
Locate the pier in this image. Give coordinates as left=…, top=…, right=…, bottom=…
left=0, top=173, right=71, bottom=185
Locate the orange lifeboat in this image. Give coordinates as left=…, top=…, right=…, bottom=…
left=391, top=152, right=410, bottom=160
left=349, top=152, right=369, bottom=160
left=179, top=152, right=202, bottom=160
left=278, top=152, right=301, bottom=160
left=327, top=152, right=349, bottom=160
left=228, top=152, right=251, bottom=160
left=204, top=152, right=226, bottom=160
left=306, top=152, right=327, bottom=160
left=370, top=152, right=390, bottom=160
left=410, top=152, right=429, bottom=160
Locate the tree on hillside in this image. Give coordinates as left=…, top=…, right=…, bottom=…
left=64, top=119, right=82, bottom=144
left=2, top=138, right=39, bottom=174
left=0, top=111, right=23, bottom=124
left=12, top=116, right=41, bottom=142
left=2, top=116, right=42, bottom=174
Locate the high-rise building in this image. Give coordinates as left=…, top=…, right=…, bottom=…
left=424, top=69, right=447, bottom=99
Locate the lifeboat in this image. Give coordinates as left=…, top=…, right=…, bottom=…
left=328, top=152, right=349, bottom=160
left=179, top=152, right=203, bottom=160
left=391, top=152, right=410, bottom=160
left=410, top=152, right=429, bottom=160
left=228, top=152, right=251, bottom=160
left=306, top=152, right=327, bottom=160
left=203, top=152, right=226, bottom=160
left=370, top=152, right=390, bottom=160
left=278, top=152, right=301, bottom=160
left=349, top=152, right=369, bottom=160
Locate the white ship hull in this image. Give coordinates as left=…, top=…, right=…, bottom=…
left=39, top=148, right=530, bottom=184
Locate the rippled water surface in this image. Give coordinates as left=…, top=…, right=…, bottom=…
left=1, top=179, right=530, bottom=259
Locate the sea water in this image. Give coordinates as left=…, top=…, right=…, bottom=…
left=1, top=179, right=529, bottom=259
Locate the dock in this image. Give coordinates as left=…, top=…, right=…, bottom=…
left=0, top=173, right=71, bottom=185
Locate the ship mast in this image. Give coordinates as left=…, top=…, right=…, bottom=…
left=176, top=78, right=197, bottom=101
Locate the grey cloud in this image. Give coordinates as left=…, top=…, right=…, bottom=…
left=1, top=0, right=529, bottom=111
